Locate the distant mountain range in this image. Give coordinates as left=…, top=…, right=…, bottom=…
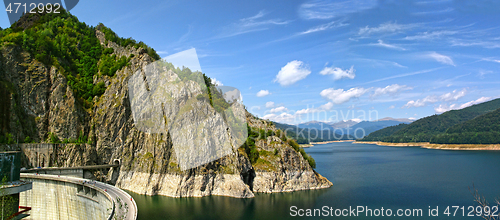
left=295, top=117, right=415, bottom=139
left=274, top=122, right=354, bottom=144
left=360, top=98, right=500, bottom=144
left=271, top=117, right=415, bottom=144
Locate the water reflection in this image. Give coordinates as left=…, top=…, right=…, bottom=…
left=128, top=188, right=329, bottom=220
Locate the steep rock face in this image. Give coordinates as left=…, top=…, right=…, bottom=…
left=0, top=45, right=87, bottom=143
left=1, top=28, right=332, bottom=198
left=247, top=116, right=332, bottom=193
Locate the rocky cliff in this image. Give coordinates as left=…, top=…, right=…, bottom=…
left=0, top=12, right=332, bottom=198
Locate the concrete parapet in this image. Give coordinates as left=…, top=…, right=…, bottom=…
left=19, top=173, right=115, bottom=220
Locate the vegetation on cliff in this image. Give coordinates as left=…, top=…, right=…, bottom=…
left=0, top=11, right=327, bottom=196
left=0, top=10, right=159, bottom=107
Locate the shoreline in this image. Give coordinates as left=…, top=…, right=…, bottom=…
left=299, top=144, right=314, bottom=148
left=353, top=141, right=500, bottom=151
left=310, top=140, right=355, bottom=145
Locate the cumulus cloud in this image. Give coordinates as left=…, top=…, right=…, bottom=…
left=269, top=106, right=288, bottom=113
left=295, top=102, right=334, bottom=115
left=458, top=97, right=492, bottom=109
left=426, top=52, right=455, bottom=66
left=320, top=66, right=356, bottom=80
left=295, top=108, right=319, bottom=115
left=434, top=104, right=457, bottom=113
left=320, top=87, right=368, bottom=104
left=256, top=90, right=271, bottom=97
left=439, top=88, right=467, bottom=101
left=388, top=105, right=395, bottom=109
left=265, top=101, right=275, bottom=108
left=274, top=60, right=311, bottom=86
left=210, top=78, right=223, bottom=86
left=403, top=95, right=439, bottom=108
left=372, top=84, right=413, bottom=97
left=262, top=112, right=296, bottom=124
left=404, top=88, right=468, bottom=108
left=319, top=102, right=334, bottom=110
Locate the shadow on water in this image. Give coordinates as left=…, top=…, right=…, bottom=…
left=127, top=188, right=329, bottom=220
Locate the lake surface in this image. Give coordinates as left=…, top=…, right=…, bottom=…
left=128, top=142, right=500, bottom=219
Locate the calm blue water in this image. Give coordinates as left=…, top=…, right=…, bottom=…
left=128, top=143, right=500, bottom=219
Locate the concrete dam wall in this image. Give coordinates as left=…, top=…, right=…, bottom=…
left=19, top=174, right=114, bottom=220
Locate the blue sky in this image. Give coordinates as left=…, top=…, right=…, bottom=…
left=2, top=0, right=500, bottom=124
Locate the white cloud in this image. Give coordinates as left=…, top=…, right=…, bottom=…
left=256, top=90, right=271, bottom=97
left=388, top=105, right=395, bottom=109
left=372, top=84, right=413, bottom=97
left=481, top=58, right=500, bottom=64
left=426, top=52, right=455, bottom=66
left=439, top=88, right=467, bottom=101
left=434, top=104, right=457, bottom=113
left=403, top=95, right=439, bottom=108
left=210, top=78, right=223, bottom=86
left=358, top=22, right=414, bottom=36
left=372, top=39, right=406, bottom=50
left=319, top=102, right=334, bottom=110
left=265, top=101, right=275, bottom=108
left=459, top=97, right=492, bottom=109
left=320, top=87, right=368, bottom=104
left=450, top=39, right=500, bottom=49
left=295, top=108, right=319, bottom=115
left=320, top=66, right=355, bottom=80
left=269, top=106, right=288, bottom=113
left=295, top=102, right=334, bottom=116
left=274, top=60, right=311, bottom=86
left=413, top=7, right=454, bottom=15
left=404, top=30, right=457, bottom=40
left=435, top=97, right=492, bottom=113
left=262, top=112, right=296, bottom=124
left=299, top=0, right=377, bottom=20
left=404, top=88, right=468, bottom=108
left=218, top=10, right=289, bottom=38
left=299, top=20, right=348, bottom=35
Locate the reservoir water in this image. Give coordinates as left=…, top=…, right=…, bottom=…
left=128, top=142, right=500, bottom=219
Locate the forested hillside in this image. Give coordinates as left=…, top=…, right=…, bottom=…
left=359, top=98, right=500, bottom=143
left=0, top=10, right=160, bottom=143
left=431, top=108, right=500, bottom=144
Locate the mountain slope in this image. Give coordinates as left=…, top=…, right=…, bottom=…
left=346, top=119, right=413, bottom=138
left=359, top=98, right=500, bottom=143
left=431, top=108, right=500, bottom=144
left=298, top=121, right=335, bottom=130
left=0, top=11, right=331, bottom=197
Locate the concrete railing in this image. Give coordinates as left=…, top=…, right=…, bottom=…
left=20, top=173, right=116, bottom=220
left=100, top=181, right=138, bottom=220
